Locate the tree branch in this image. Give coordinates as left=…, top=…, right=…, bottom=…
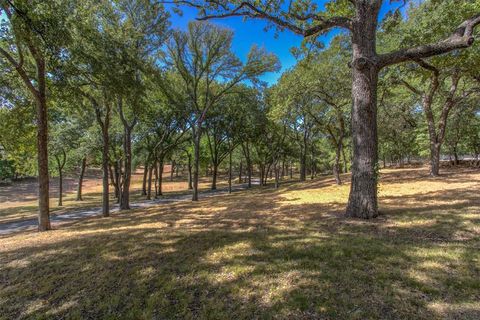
left=400, top=79, right=422, bottom=95
left=189, top=1, right=352, bottom=35
left=0, top=47, right=39, bottom=97
left=378, top=13, right=480, bottom=68
left=0, top=46, right=20, bottom=68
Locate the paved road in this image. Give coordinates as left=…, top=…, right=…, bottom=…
left=0, top=182, right=256, bottom=236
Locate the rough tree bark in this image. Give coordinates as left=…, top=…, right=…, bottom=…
left=345, top=3, right=380, bottom=218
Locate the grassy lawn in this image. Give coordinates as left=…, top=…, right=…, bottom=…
left=0, top=172, right=229, bottom=224
left=0, top=167, right=479, bottom=319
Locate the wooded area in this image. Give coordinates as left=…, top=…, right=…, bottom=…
left=1, top=0, right=479, bottom=319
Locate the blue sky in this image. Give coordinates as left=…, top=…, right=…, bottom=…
left=168, top=1, right=409, bottom=85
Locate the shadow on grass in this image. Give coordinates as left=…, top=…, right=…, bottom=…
left=0, top=168, right=479, bottom=319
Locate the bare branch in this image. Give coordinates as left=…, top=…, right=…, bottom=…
left=378, top=13, right=480, bottom=68
left=186, top=1, right=352, bottom=35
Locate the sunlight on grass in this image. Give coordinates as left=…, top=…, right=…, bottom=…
left=1, top=167, right=479, bottom=319
left=280, top=184, right=349, bottom=205
left=427, top=302, right=480, bottom=318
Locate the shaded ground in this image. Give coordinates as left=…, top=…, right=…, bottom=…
left=0, top=166, right=479, bottom=319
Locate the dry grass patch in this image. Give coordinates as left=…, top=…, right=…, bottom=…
left=0, top=166, right=479, bottom=319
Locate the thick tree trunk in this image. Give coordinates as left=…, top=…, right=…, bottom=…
left=346, top=5, right=379, bottom=219
left=76, top=157, right=86, bottom=201
left=430, top=143, right=441, bottom=176
left=36, top=97, right=51, bottom=230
